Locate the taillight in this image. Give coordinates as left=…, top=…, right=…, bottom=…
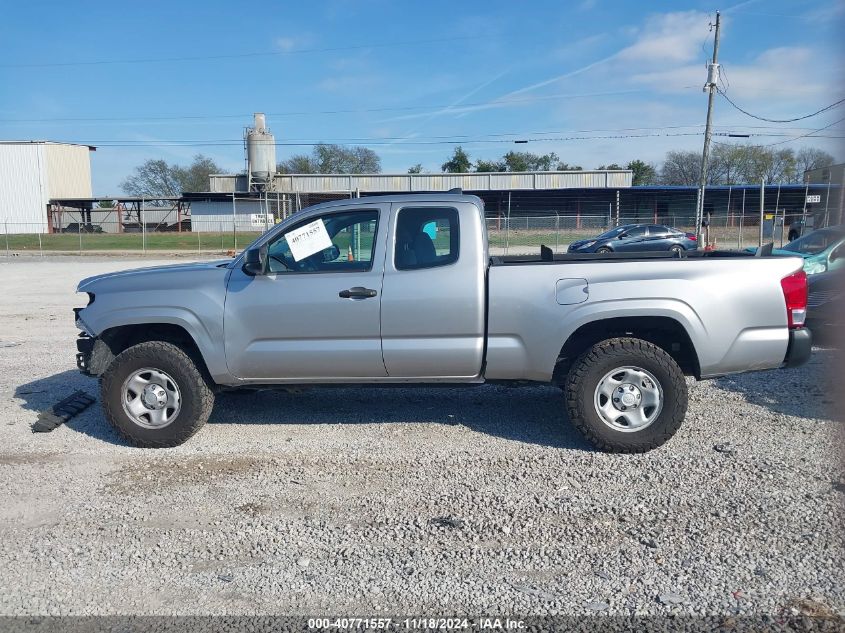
left=687, top=233, right=697, bottom=241
left=780, top=270, right=808, bottom=328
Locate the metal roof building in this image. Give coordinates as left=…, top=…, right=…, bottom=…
left=207, top=169, right=633, bottom=195
left=0, top=141, right=94, bottom=233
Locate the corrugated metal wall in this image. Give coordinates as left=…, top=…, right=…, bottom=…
left=0, top=144, right=48, bottom=232
left=0, top=143, right=92, bottom=233
left=44, top=144, right=93, bottom=198
left=210, top=170, right=633, bottom=194
left=190, top=199, right=269, bottom=232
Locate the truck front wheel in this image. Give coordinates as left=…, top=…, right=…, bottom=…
left=564, top=337, right=687, bottom=452
left=100, top=341, right=214, bottom=447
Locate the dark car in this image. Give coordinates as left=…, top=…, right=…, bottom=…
left=806, top=267, right=845, bottom=347
left=568, top=223, right=698, bottom=254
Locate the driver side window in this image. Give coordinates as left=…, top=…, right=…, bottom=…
left=266, top=210, right=379, bottom=274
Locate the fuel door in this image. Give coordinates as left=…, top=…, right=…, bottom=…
left=556, top=278, right=589, bottom=305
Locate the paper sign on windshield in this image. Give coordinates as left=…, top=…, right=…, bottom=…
left=285, top=219, right=333, bottom=261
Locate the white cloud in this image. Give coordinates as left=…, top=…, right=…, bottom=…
left=618, top=11, right=712, bottom=64
left=629, top=46, right=830, bottom=101
left=275, top=37, right=298, bottom=52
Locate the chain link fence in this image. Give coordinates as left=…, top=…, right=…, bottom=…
left=0, top=213, right=801, bottom=258
left=2, top=186, right=833, bottom=257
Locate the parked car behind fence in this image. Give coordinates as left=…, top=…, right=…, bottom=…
left=568, top=224, right=698, bottom=254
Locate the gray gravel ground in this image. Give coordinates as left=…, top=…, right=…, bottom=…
left=0, top=258, right=842, bottom=617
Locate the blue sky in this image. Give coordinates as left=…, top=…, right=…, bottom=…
left=1, top=0, right=843, bottom=194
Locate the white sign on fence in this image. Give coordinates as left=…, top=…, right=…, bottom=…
left=806, top=195, right=821, bottom=204
left=250, top=213, right=273, bottom=227
left=284, top=219, right=333, bottom=261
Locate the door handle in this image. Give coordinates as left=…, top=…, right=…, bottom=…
left=339, top=286, right=377, bottom=299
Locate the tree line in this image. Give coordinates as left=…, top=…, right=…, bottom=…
left=430, top=144, right=836, bottom=186
left=119, top=144, right=835, bottom=200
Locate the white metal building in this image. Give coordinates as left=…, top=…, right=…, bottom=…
left=208, top=170, right=633, bottom=195
left=0, top=141, right=94, bottom=233
left=190, top=170, right=634, bottom=229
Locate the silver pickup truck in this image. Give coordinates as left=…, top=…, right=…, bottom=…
left=74, top=193, right=811, bottom=452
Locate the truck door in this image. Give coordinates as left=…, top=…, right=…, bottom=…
left=380, top=202, right=486, bottom=378
left=224, top=205, right=388, bottom=380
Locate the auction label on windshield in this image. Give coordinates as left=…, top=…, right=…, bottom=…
left=285, top=219, right=333, bottom=261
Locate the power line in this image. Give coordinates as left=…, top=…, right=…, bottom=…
left=759, top=115, right=845, bottom=147
left=0, top=89, right=653, bottom=123
left=66, top=131, right=712, bottom=148
left=69, top=127, right=845, bottom=146
left=73, top=125, right=712, bottom=144
left=0, top=34, right=493, bottom=69
left=59, top=129, right=845, bottom=149
left=717, top=87, right=845, bottom=123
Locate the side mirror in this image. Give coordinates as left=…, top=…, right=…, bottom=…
left=242, top=244, right=268, bottom=276
left=322, top=244, right=341, bottom=262
left=617, top=233, right=627, bottom=240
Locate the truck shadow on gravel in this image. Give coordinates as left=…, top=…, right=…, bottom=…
left=712, top=348, right=834, bottom=421
left=14, top=371, right=592, bottom=450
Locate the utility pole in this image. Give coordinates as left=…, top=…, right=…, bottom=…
left=696, top=10, right=721, bottom=246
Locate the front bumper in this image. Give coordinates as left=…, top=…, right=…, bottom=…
left=76, top=335, right=96, bottom=375
left=783, top=328, right=812, bottom=368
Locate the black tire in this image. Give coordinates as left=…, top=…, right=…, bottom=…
left=669, top=244, right=684, bottom=253
left=100, top=341, right=214, bottom=448
left=596, top=246, right=612, bottom=254
left=563, top=337, right=687, bottom=453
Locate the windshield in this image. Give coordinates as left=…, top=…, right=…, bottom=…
left=781, top=228, right=845, bottom=255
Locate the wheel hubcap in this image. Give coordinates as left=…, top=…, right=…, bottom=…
left=594, top=366, right=663, bottom=432
left=122, top=368, right=181, bottom=429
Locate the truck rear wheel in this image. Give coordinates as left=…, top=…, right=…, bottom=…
left=100, top=341, right=214, bottom=448
left=564, top=337, right=687, bottom=452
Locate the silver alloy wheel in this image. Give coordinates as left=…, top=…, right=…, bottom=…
left=670, top=245, right=683, bottom=253
left=121, top=367, right=182, bottom=429
left=593, top=365, right=663, bottom=432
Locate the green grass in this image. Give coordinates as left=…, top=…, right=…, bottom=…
left=3, top=231, right=263, bottom=252
left=2, top=226, right=765, bottom=255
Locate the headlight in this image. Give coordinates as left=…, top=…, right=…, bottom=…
left=74, top=292, right=95, bottom=336
left=582, top=240, right=597, bottom=249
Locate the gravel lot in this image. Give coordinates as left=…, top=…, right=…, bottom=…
left=0, top=257, right=842, bottom=618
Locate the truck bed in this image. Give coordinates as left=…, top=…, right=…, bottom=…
left=491, top=249, right=755, bottom=265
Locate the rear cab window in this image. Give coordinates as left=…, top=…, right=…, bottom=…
left=394, top=207, right=460, bottom=270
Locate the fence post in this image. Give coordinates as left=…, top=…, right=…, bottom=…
left=774, top=184, right=783, bottom=246
left=78, top=222, right=82, bottom=256
left=220, top=221, right=224, bottom=254
left=505, top=192, right=511, bottom=255
left=141, top=196, right=146, bottom=256
left=759, top=179, right=765, bottom=248
left=800, top=184, right=809, bottom=237
left=824, top=178, right=832, bottom=227
left=231, top=194, right=237, bottom=252
left=555, top=213, right=560, bottom=253
left=615, top=189, right=620, bottom=226
left=37, top=230, right=43, bottom=257
left=4, top=222, right=8, bottom=258
left=738, top=189, right=745, bottom=249
left=197, top=228, right=201, bottom=256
